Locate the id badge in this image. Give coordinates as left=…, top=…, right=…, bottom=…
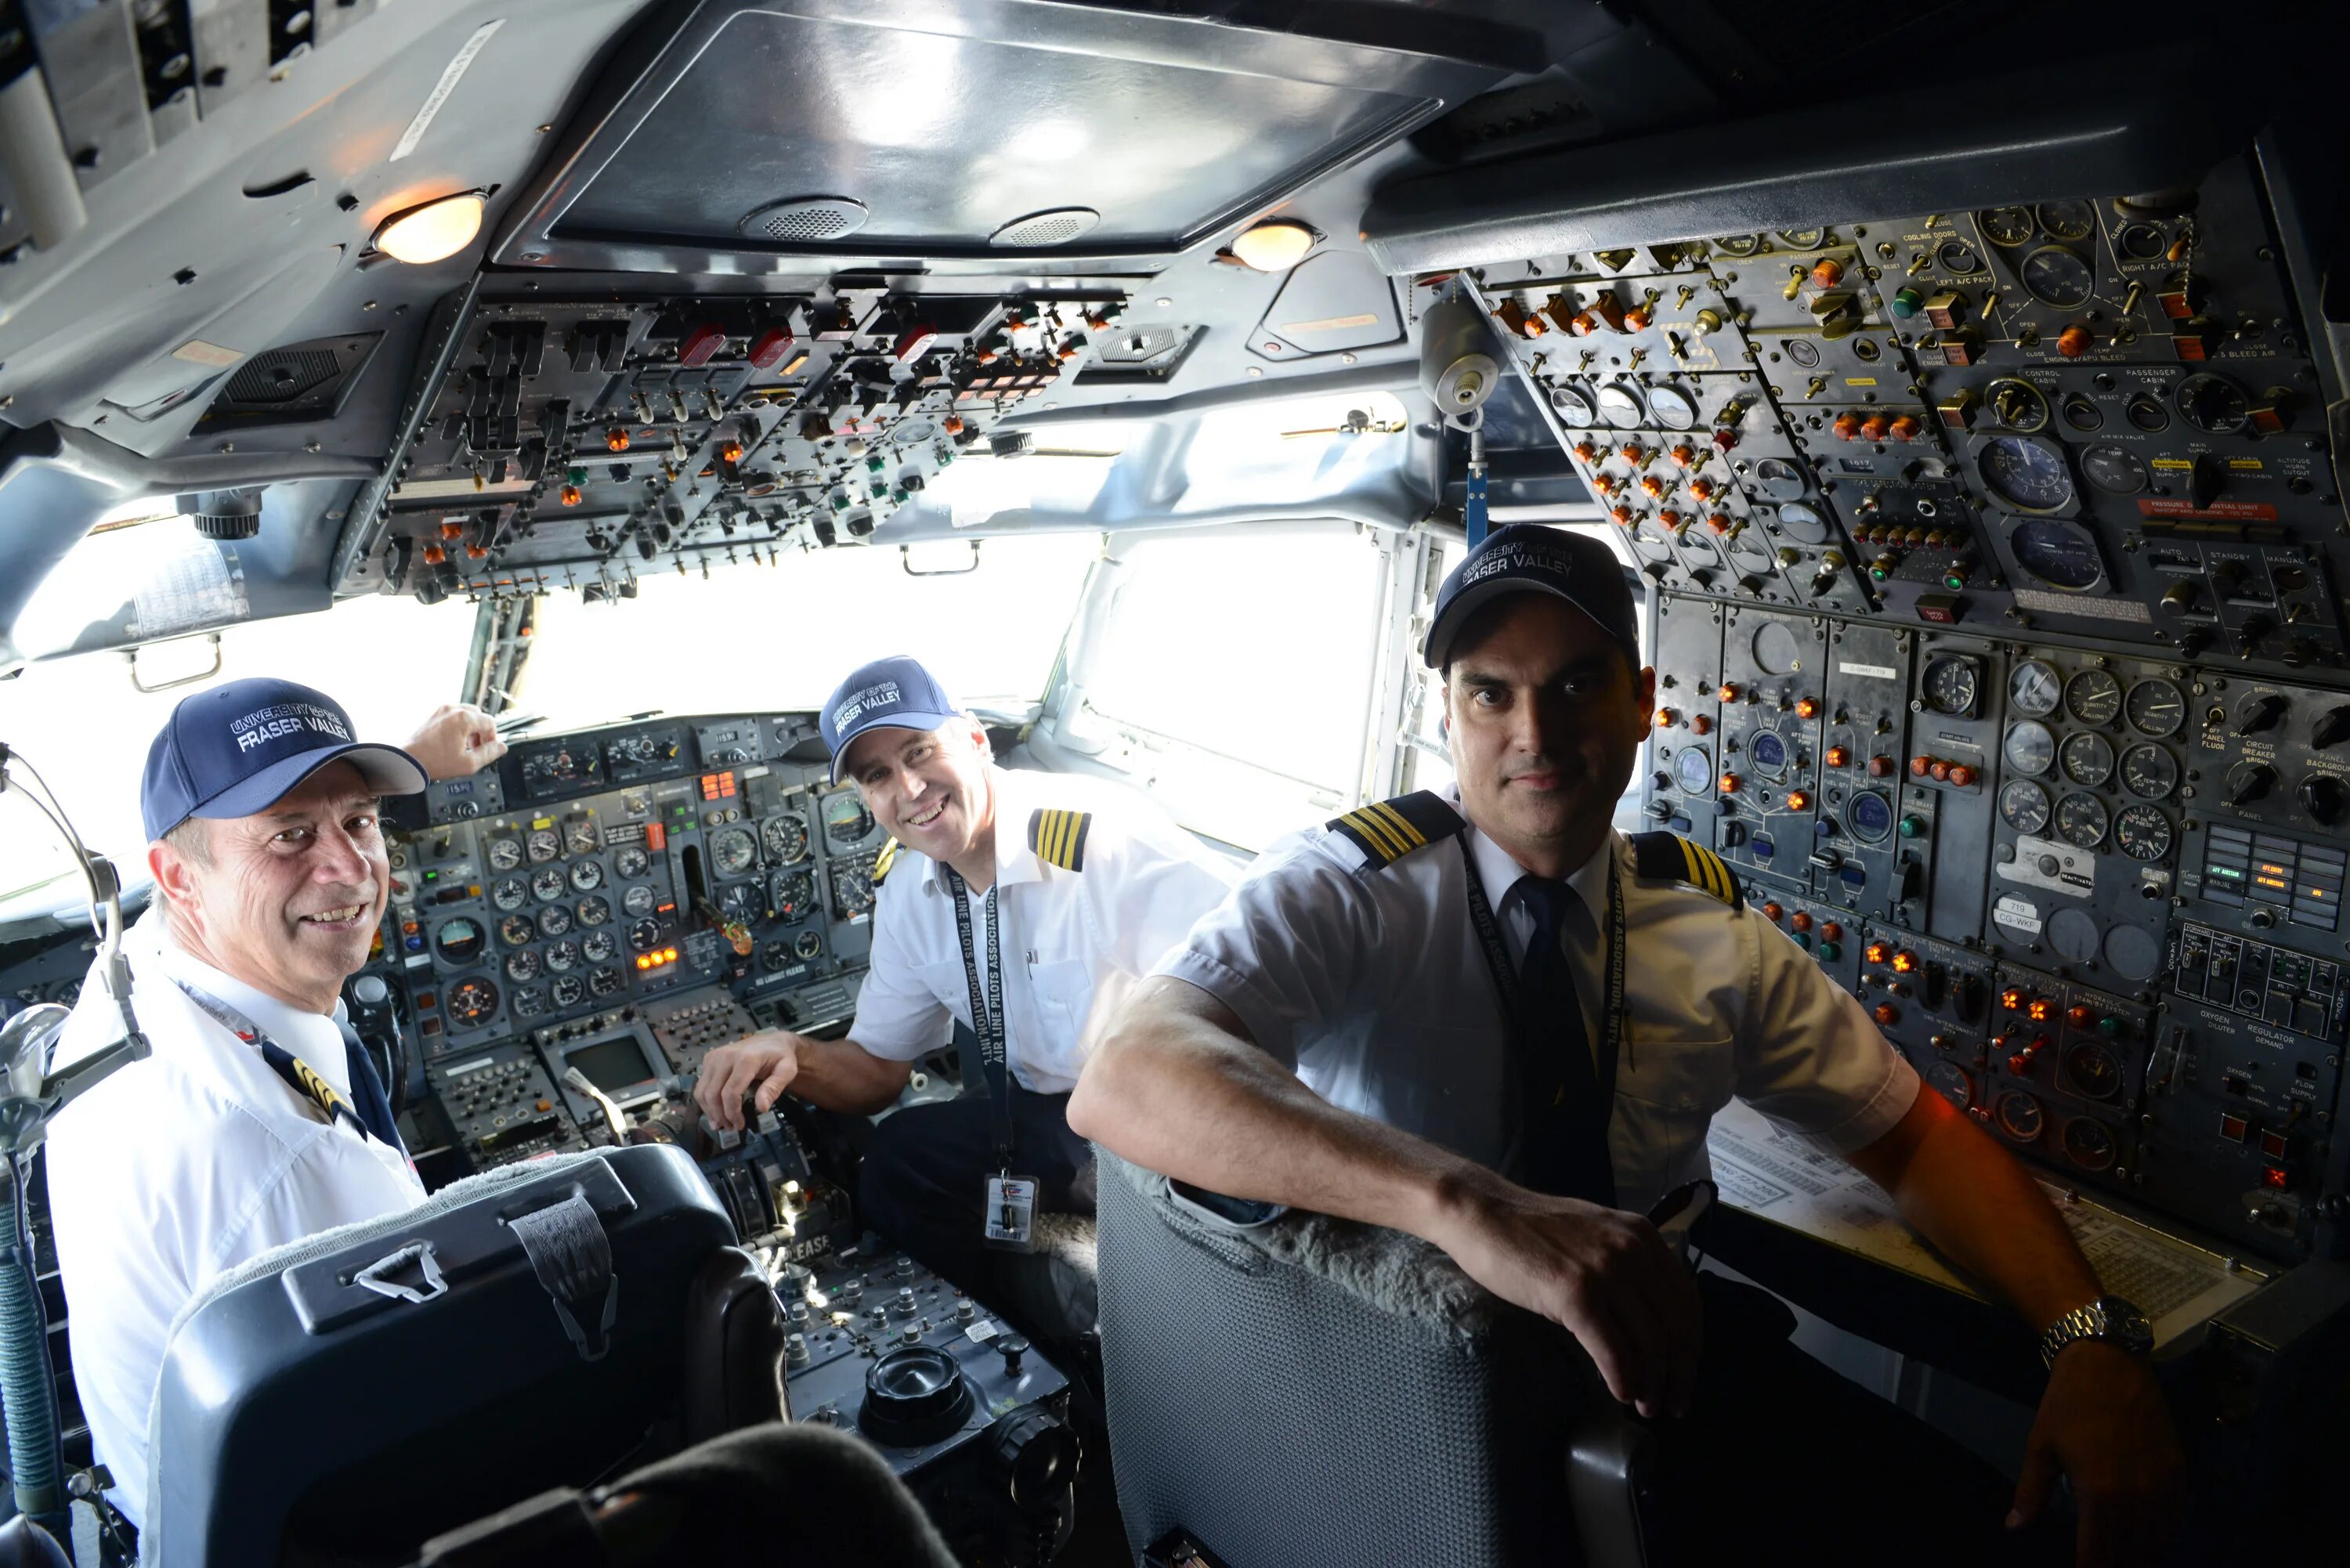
left=983, top=1173, right=1039, bottom=1251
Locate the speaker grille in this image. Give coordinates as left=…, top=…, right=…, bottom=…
left=989, top=208, right=1101, bottom=248
left=738, top=196, right=869, bottom=243
left=225, top=349, right=342, bottom=405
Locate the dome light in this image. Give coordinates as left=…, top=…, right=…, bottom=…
left=1230, top=219, right=1315, bottom=272
left=374, top=193, right=485, bottom=265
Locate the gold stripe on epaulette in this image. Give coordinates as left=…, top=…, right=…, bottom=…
left=1340, top=805, right=1408, bottom=861
left=1367, top=799, right=1429, bottom=851
left=1030, top=807, right=1090, bottom=871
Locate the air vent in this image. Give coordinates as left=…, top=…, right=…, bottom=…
left=738, top=196, right=870, bottom=243
left=989, top=208, right=1101, bottom=248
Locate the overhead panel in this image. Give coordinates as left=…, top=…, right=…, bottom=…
left=495, top=0, right=1512, bottom=273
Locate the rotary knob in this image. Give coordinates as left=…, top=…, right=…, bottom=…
left=2235, top=694, right=2289, bottom=735
left=2298, top=775, right=2346, bottom=826
left=2227, top=762, right=2277, bottom=805
left=2313, top=706, right=2350, bottom=751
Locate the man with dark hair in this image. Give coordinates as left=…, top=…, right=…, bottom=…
left=43, top=681, right=501, bottom=1529
left=1072, top=523, right=2182, bottom=1565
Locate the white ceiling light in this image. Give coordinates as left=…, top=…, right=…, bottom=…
left=374, top=193, right=485, bottom=265
left=1230, top=219, right=1315, bottom=272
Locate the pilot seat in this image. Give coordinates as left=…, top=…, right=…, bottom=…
left=139, top=1143, right=786, bottom=1567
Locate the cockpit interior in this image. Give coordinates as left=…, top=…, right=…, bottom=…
left=2, top=1, right=2347, bottom=1563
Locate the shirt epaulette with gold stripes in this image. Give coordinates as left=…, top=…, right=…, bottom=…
left=872, top=836, right=901, bottom=885
left=1029, top=807, right=1093, bottom=871
left=1325, top=791, right=1462, bottom=868
left=1629, top=829, right=1744, bottom=912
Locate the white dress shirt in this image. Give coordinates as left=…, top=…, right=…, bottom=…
left=849, top=767, right=1239, bottom=1093
left=1159, top=784, right=1921, bottom=1214
left=43, top=910, right=425, bottom=1528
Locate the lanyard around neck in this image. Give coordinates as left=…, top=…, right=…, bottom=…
left=1456, top=835, right=1630, bottom=1127
left=170, top=979, right=385, bottom=1147
left=940, top=867, right=1016, bottom=1167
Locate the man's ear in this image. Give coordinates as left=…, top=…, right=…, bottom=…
left=148, top=839, right=198, bottom=922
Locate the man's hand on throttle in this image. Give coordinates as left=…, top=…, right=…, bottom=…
left=1430, top=1170, right=1704, bottom=1418
left=692, top=1032, right=805, bottom=1132
left=2010, top=1342, right=2182, bottom=1567
left=405, top=703, right=508, bottom=781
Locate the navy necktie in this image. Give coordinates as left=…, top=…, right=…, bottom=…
left=338, top=1021, right=409, bottom=1156
left=1511, top=878, right=1616, bottom=1205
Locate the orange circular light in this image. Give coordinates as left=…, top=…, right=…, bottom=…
left=374, top=193, right=485, bottom=265
left=1786, top=789, right=1811, bottom=811
left=1795, top=697, right=1820, bottom=719
left=606, top=428, right=631, bottom=453
left=1864, top=942, right=1889, bottom=964
left=721, top=442, right=744, bottom=463
left=559, top=484, right=582, bottom=506
left=1892, top=952, right=1918, bottom=974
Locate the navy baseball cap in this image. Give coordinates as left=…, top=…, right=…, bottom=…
left=141, top=678, right=428, bottom=843
left=822, top=656, right=962, bottom=783
left=1423, top=524, right=1642, bottom=670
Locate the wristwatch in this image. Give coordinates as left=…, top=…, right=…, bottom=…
left=2038, top=1295, right=2155, bottom=1369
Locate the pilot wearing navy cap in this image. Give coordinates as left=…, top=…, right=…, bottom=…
left=695, top=655, right=1235, bottom=1303
left=42, top=680, right=504, bottom=1530
left=1072, top=523, right=2182, bottom=1564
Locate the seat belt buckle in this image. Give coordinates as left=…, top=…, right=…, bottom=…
left=351, top=1241, right=449, bottom=1306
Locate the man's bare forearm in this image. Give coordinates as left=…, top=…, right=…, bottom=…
left=1069, top=977, right=1496, bottom=1243
left=790, top=1034, right=913, bottom=1116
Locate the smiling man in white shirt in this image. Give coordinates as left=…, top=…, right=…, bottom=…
left=42, top=679, right=502, bottom=1530
left=695, top=655, right=1235, bottom=1298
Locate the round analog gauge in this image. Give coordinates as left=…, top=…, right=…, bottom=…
left=1848, top=790, right=1894, bottom=844
left=1676, top=531, right=1724, bottom=572
left=2175, top=372, right=2250, bottom=435
left=614, top=845, right=650, bottom=879
left=1936, top=239, right=1982, bottom=275
left=545, top=940, right=580, bottom=973
left=1777, top=228, right=1826, bottom=249
left=761, top=941, right=794, bottom=974
left=2081, top=445, right=2147, bottom=494
left=2117, top=222, right=2165, bottom=262
left=588, top=967, right=624, bottom=999
left=1776, top=500, right=1829, bottom=544
left=2060, top=732, right=2115, bottom=788
left=1987, top=378, right=2049, bottom=433
left=1714, top=233, right=1762, bottom=257
left=569, top=858, right=604, bottom=893
left=1751, top=620, right=1803, bottom=674
left=1752, top=457, right=1807, bottom=500
left=498, top=914, right=537, bottom=948
left=627, top=917, right=662, bottom=953
left=564, top=817, right=600, bottom=854
left=1748, top=730, right=1789, bottom=778
left=2035, top=201, right=2096, bottom=243
left=794, top=930, right=825, bottom=960
left=1924, top=656, right=1979, bottom=716
left=446, top=977, right=498, bottom=1028
left=2063, top=1118, right=2118, bottom=1172
left=504, top=948, right=541, bottom=983
left=622, top=884, right=657, bottom=917
left=2120, top=744, right=2177, bottom=800
left=1979, top=437, right=2075, bottom=512
left=1784, top=338, right=1823, bottom=370
left=772, top=870, right=817, bottom=921
left=834, top=861, right=877, bottom=917
left=1926, top=1061, right=1975, bottom=1111
left=2055, top=791, right=2109, bottom=848
left=1979, top=207, right=2035, bottom=247
left=1596, top=383, right=1647, bottom=428
left=762, top=813, right=810, bottom=864
left=2019, top=246, right=2095, bottom=309
left=526, top=829, right=561, bottom=863
left=2004, top=720, right=2057, bottom=777
left=719, top=881, right=763, bottom=923
left=530, top=866, right=568, bottom=902
left=2124, top=678, right=2186, bottom=738
left=2059, top=393, right=2104, bottom=432
left=2064, top=669, right=2123, bottom=725
left=1628, top=519, right=1673, bottom=564
left=1673, top=746, right=1714, bottom=794
left=582, top=930, right=617, bottom=964
left=1994, top=1090, right=2044, bottom=1143
left=711, top=827, right=757, bottom=876
left=552, top=974, right=587, bottom=1008
left=490, top=878, right=529, bottom=912
left=1999, top=779, right=2052, bottom=834
left=823, top=793, right=876, bottom=847
left=485, top=836, right=523, bottom=870
left=2124, top=395, right=2171, bottom=433
left=1726, top=527, right=1777, bottom=572
left=2008, top=659, right=2061, bottom=717
left=536, top=903, right=572, bottom=938
left=434, top=917, right=486, bottom=963
left=2114, top=804, right=2174, bottom=862
left=575, top=894, right=610, bottom=927
left=1647, top=385, right=1699, bottom=431
left=2008, top=517, right=2102, bottom=590
left=1550, top=384, right=1600, bottom=426
left=2063, top=1044, right=2124, bottom=1101
left=511, top=986, right=548, bottom=1019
